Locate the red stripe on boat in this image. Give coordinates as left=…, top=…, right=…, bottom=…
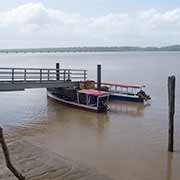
left=78, top=89, right=109, bottom=96
left=100, top=82, right=145, bottom=89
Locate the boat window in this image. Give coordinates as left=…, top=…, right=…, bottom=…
left=88, top=95, right=97, bottom=106
left=99, top=96, right=108, bottom=103
left=79, top=93, right=87, bottom=104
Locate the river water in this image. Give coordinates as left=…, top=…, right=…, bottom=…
left=0, top=52, right=180, bottom=180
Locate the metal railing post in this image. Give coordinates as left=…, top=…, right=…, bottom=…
left=64, top=70, right=66, bottom=81
left=56, top=63, right=60, bottom=80
left=68, top=70, right=70, bottom=81
left=24, top=69, right=26, bottom=82
left=40, top=69, right=42, bottom=82
left=48, top=69, right=50, bottom=81
left=84, top=70, right=86, bottom=81
left=12, top=68, right=14, bottom=83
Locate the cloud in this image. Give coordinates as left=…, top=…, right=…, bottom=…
left=0, top=3, right=180, bottom=48
left=139, top=8, right=180, bottom=30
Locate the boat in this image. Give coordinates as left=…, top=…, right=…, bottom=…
left=99, top=82, right=151, bottom=103
left=47, top=88, right=110, bottom=113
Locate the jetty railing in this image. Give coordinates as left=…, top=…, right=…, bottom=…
left=0, top=67, right=87, bottom=82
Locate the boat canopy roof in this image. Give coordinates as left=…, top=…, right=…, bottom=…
left=101, top=82, right=145, bottom=89
left=78, top=89, right=109, bottom=96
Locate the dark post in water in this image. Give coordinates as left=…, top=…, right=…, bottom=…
left=168, top=76, right=175, bottom=152
left=56, top=63, right=60, bottom=80
left=97, top=64, right=101, bottom=90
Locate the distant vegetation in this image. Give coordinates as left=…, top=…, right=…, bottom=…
left=1, top=45, right=180, bottom=53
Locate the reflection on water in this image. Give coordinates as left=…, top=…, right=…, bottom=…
left=109, top=100, right=151, bottom=117
left=12, top=96, right=110, bottom=137
left=0, top=89, right=48, bottom=126
left=47, top=97, right=110, bottom=130
left=166, top=153, right=173, bottom=180
left=1, top=52, right=180, bottom=180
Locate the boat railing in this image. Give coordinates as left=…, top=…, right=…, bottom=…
left=0, top=67, right=87, bottom=82
left=108, top=89, right=136, bottom=95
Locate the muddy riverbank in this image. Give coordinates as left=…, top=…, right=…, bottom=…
left=0, top=128, right=112, bottom=180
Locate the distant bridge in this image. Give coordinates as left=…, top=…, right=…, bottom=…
left=0, top=66, right=87, bottom=91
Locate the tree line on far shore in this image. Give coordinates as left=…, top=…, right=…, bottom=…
left=1, top=45, right=180, bottom=53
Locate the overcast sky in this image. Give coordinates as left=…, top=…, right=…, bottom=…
left=0, top=0, right=180, bottom=48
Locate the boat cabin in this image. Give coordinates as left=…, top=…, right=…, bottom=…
left=77, top=89, right=110, bottom=111
left=101, top=82, right=145, bottom=95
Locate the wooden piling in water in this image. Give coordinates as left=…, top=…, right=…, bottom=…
left=56, top=63, right=60, bottom=80
left=97, top=64, right=101, bottom=90
left=168, top=76, right=176, bottom=152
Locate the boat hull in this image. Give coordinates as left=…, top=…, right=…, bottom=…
left=109, top=94, right=144, bottom=103
left=47, top=92, right=106, bottom=113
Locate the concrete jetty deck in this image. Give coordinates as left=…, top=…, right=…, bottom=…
left=0, top=67, right=87, bottom=91
left=0, top=134, right=112, bottom=180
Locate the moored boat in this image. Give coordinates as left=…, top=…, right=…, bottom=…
left=48, top=88, right=110, bottom=113
left=100, top=82, right=151, bottom=103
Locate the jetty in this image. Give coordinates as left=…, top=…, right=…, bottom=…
left=0, top=63, right=87, bottom=91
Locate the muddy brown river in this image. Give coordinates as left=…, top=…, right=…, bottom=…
left=0, top=52, right=180, bottom=180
